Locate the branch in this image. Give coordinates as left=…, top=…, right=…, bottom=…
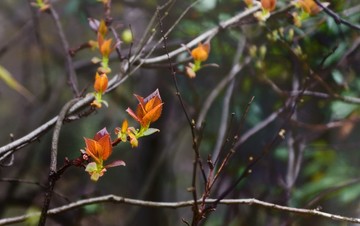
left=2, top=0, right=358, bottom=166
left=212, top=37, right=246, bottom=161
left=0, top=72, right=126, bottom=161
left=1, top=196, right=359, bottom=225
left=49, top=6, right=80, bottom=96
left=314, top=0, right=360, bottom=31
left=0, top=2, right=260, bottom=160
left=38, top=98, right=79, bottom=226
left=234, top=107, right=285, bottom=148
left=156, top=7, right=206, bottom=224
left=196, top=57, right=251, bottom=129
left=139, top=2, right=262, bottom=65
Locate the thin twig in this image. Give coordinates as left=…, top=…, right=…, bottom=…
left=213, top=73, right=309, bottom=208
left=156, top=8, right=206, bottom=225
left=234, top=107, right=285, bottom=148
left=139, top=0, right=200, bottom=64
left=49, top=6, right=79, bottom=96
left=212, top=37, right=246, bottom=160
left=196, top=57, right=251, bottom=128
left=132, top=0, right=174, bottom=58
left=314, top=0, right=360, bottom=31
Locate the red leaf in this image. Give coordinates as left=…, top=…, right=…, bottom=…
left=94, top=127, right=110, bottom=141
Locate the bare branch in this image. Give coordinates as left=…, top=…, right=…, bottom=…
left=140, top=2, right=261, bottom=65
left=234, top=107, right=285, bottom=148
left=196, top=57, right=251, bottom=129
left=1, top=196, right=360, bottom=225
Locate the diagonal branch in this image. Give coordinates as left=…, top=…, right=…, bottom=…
left=314, top=0, right=360, bottom=31
left=48, top=6, right=80, bottom=96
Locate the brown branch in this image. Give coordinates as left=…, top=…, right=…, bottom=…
left=1, top=196, right=360, bottom=225
left=38, top=98, right=79, bottom=226
left=48, top=6, right=79, bottom=96
left=156, top=8, right=206, bottom=225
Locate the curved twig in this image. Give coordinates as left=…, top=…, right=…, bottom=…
left=38, top=98, right=79, bottom=226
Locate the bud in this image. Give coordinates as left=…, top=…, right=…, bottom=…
left=191, top=43, right=210, bottom=62
left=297, top=0, right=329, bottom=15
left=99, top=38, right=113, bottom=58
left=261, top=0, right=277, bottom=12
left=259, top=45, right=267, bottom=59
left=122, top=29, right=133, bottom=44
left=94, top=72, right=108, bottom=94
left=98, top=20, right=108, bottom=38
left=185, top=63, right=196, bottom=79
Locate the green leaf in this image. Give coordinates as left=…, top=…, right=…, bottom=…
left=142, top=128, right=160, bottom=136
left=331, top=69, right=344, bottom=85
left=0, top=65, right=35, bottom=102
left=330, top=101, right=357, bottom=119
left=25, top=207, right=41, bottom=226
left=85, top=162, right=98, bottom=173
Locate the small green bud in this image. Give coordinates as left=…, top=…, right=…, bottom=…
left=121, top=29, right=133, bottom=44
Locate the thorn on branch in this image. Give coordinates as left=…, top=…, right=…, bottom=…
left=187, top=186, right=195, bottom=192
left=181, top=218, right=190, bottom=226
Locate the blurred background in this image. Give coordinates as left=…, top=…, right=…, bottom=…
left=1, top=0, right=360, bottom=225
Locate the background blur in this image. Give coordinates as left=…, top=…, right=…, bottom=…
left=1, top=0, right=360, bottom=225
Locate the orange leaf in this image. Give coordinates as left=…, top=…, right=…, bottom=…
left=100, top=38, right=113, bottom=58
left=126, top=107, right=142, bottom=124
left=96, top=134, right=112, bottom=160
left=127, top=89, right=163, bottom=128
left=142, top=102, right=163, bottom=126
left=84, top=137, right=102, bottom=163
left=98, top=20, right=108, bottom=37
